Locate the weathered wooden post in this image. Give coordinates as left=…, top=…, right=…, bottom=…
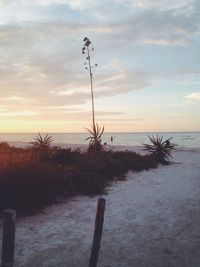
left=89, top=198, right=106, bottom=267
left=1, top=209, right=16, bottom=267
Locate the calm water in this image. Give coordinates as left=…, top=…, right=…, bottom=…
left=0, top=132, right=200, bottom=148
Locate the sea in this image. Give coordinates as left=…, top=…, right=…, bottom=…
left=0, top=132, right=200, bottom=148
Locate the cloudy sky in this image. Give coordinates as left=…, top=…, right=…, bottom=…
left=0, top=0, right=199, bottom=132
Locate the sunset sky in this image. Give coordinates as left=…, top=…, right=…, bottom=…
left=0, top=0, right=199, bottom=133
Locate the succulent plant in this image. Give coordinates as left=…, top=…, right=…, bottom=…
left=31, top=133, right=53, bottom=151
left=144, top=135, right=177, bottom=164
left=85, top=123, right=104, bottom=152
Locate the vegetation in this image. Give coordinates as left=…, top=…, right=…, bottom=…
left=85, top=123, right=104, bottom=152
left=82, top=37, right=105, bottom=152
left=0, top=141, right=159, bottom=216
left=143, top=135, right=177, bottom=164
left=30, top=133, right=53, bottom=151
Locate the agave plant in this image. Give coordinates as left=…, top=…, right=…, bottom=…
left=143, top=135, right=177, bottom=164
left=85, top=123, right=104, bottom=152
left=82, top=38, right=105, bottom=153
left=31, top=133, right=53, bottom=151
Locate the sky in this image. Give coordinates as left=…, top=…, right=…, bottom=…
left=0, top=0, right=200, bottom=133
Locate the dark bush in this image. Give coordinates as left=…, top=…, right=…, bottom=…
left=48, top=147, right=81, bottom=164
left=0, top=146, right=159, bottom=216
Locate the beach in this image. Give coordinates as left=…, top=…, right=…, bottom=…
left=0, top=146, right=200, bottom=266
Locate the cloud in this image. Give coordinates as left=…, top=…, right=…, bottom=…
left=1, top=96, right=26, bottom=102
left=0, top=0, right=199, bottom=130
left=95, top=69, right=151, bottom=97
left=185, top=92, right=200, bottom=101
left=3, top=109, right=124, bottom=121
left=112, top=6, right=200, bottom=47
left=130, top=0, right=194, bottom=11
left=0, top=20, right=152, bottom=111
left=142, top=38, right=188, bottom=46
left=0, top=111, right=37, bottom=117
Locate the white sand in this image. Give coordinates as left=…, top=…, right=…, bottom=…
left=0, top=146, right=200, bottom=266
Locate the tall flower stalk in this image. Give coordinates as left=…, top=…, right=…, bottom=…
left=82, top=37, right=104, bottom=152
left=82, top=37, right=97, bottom=128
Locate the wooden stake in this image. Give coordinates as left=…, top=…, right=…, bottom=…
left=89, top=198, right=106, bottom=267
left=1, top=209, right=16, bottom=267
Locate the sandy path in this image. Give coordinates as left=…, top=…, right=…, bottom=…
left=0, top=148, right=200, bottom=266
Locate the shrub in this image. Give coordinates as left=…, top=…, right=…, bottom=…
left=30, top=133, right=53, bottom=151
left=0, top=145, right=159, bottom=216
left=143, top=135, right=177, bottom=164
left=48, top=147, right=81, bottom=164
left=85, top=123, right=104, bottom=152
left=0, top=141, right=11, bottom=151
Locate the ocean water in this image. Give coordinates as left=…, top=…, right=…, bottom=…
left=0, top=132, right=200, bottom=148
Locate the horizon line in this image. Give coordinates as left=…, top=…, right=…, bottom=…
left=0, top=131, right=200, bottom=134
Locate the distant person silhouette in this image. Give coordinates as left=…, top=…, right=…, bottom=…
left=111, top=136, right=113, bottom=142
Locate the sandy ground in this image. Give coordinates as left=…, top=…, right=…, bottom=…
left=0, top=147, right=200, bottom=267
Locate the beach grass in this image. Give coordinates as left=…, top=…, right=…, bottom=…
left=0, top=142, right=158, bottom=216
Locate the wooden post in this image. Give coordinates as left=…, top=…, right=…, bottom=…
left=89, top=198, right=106, bottom=267
left=1, top=209, right=16, bottom=267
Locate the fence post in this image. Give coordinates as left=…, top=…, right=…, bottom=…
left=89, top=198, right=106, bottom=267
left=1, top=209, right=16, bottom=267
